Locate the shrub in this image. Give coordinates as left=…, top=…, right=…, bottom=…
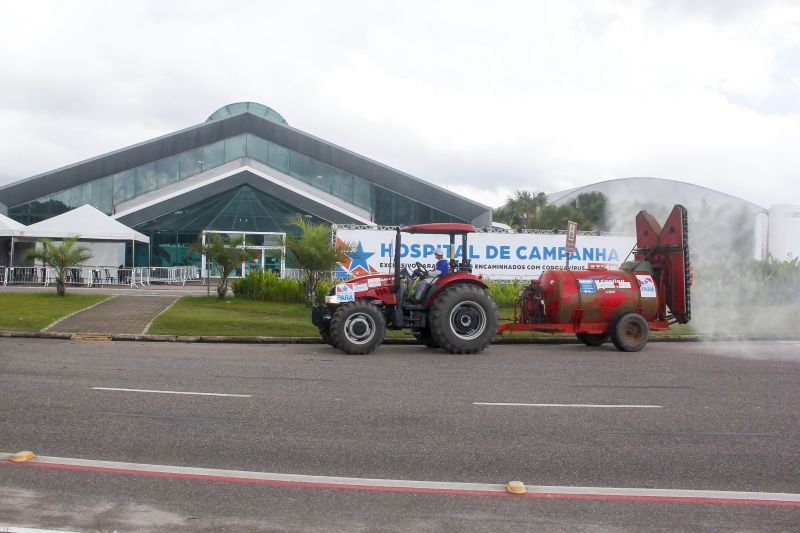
left=232, top=270, right=304, bottom=303
left=486, top=279, right=526, bottom=307
left=233, top=270, right=338, bottom=305
left=315, top=278, right=337, bottom=304
left=234, top=272, right=534, bottom=308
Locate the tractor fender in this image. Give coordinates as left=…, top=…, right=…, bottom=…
left=425, top=275, right=489, bottom=308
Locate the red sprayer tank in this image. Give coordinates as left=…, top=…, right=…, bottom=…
left=539, top=268, right=658, bottom=324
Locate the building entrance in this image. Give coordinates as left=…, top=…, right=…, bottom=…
left=200, top=230, right=286, bottom=279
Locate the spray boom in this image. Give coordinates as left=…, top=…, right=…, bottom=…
left=634, top=205, right=691, bottom=324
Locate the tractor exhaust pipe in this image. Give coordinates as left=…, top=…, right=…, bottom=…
left=391, top=227, right=405, bottom=328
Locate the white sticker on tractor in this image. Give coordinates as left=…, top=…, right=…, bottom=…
left=367, top=277, right=381, bottom=288
left=636, top=275, right=657, bottom=298
left=615, top=280, right=632, bottom=289
left=353, top=282, right=369, bottom=292
left=336, top=283, right=355, bottom=302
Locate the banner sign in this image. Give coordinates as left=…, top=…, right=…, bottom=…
left=565, top=221, right=578, bottom=253
left=335, top=229, right=636, bottom=280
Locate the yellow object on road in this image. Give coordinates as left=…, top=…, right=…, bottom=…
left=506, top=480, right=527, bottom=494
left=9, top=451, right=35, bottom=462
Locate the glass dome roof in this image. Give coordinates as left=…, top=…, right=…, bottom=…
left=206, top=102, right=287, bottom=125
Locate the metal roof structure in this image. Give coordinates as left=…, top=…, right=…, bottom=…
left=0, top=103, right=492, bottom=229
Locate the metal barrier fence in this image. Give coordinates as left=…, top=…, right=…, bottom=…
left=1, top=266, right=128, bottom=287
left=283, top=268, right=304, bottom=280
left=1, top=265, right=202, bottom=288
left=136, top=266, right=199, bottom=286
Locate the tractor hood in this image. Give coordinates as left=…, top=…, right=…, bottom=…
left=325, top=274, right=396, bottom=304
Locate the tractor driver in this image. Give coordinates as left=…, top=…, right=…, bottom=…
left=412, top=247, right=449, bottom=302
left=433, top=247, right=449, bottom=277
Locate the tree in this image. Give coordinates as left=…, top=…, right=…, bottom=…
left=23, top=236, right=92, bottom=296
left=284, top=215, right=350, bottom=305
left=569, top=192, right=607, bottom=230
left=494, top=190, right=608, bottom=231
left=192, top=234, right=257, bottom=298
left=493, top=190, right=548, bottom=229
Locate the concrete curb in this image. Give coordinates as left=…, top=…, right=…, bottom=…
left=2, top=330, right=799, bottom=344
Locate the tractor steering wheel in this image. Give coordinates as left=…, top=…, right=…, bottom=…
left=412, top=261, right=429, bottom=279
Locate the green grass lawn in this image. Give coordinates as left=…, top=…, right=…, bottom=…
left=0, top=293, right=109, bottom=331
left=147, top=297, right=318, bottom=336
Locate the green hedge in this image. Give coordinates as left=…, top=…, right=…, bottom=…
left=486, top=280, right=525, bottom=307
left=232, top=270, right=532, bottom=307
left=232, top=270, right=336, bottom=304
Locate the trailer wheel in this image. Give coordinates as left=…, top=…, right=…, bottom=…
left=330, top=301, right=386, bottom=354
left=412, top=326, right=438, bottom=348
left=610, top=312, right=649, bottom=352
left=576, top=332, right=609, bottom=346
left=429, top=284, right=499, bottom=354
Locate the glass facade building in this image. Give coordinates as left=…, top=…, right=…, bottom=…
left=0, top=102, right=492, bottom=268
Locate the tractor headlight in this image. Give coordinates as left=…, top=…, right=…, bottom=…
left=325, top=294, right=340, bottom=304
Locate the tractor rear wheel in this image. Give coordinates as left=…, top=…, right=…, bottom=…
left=610, top=312, right=649, bottom=352
left=429, top=284, right=498, bottom=354
left=576, top=332, right=609, bottom=346
left=330, top=301, right=386, bottom=354
left=412, top=326, right=438, bottom=348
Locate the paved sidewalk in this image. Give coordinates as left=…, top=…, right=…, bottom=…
left=44, top=295, right=178, bottom=335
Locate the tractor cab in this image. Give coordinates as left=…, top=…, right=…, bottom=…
left=392, top=223, right=477, bottom=310
left=393, top=223, right=478, bottom=306
left=398, top=223, right=477, bottom=275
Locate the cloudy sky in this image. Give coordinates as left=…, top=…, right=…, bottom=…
left=1, top=0, right=798, bottom=209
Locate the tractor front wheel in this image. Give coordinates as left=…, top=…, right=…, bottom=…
left=330, top=301, right=386, bottom=354
left=429, top=284, right=498, bottom=354
left=610, top=312, right=649, bottom=352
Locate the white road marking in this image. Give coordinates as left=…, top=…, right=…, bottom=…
left=474, top=402, right=662, bottom=408
left=91, top=387, right=250, bottom=398
left=3, top=452, right=799, bottom=506
left=0, top=527, right=82, bottom=533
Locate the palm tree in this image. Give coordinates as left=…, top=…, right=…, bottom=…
left=23, top=236, right=92, bottom=296
left=192, top=234, right=258, bottom=298
left=494, top=190, right=608, bottom=231
left=284, top=215, right=350, bottom=305
left=569, top=192, right=608, bottom=230
left=494, top=190, right=548, bottom=229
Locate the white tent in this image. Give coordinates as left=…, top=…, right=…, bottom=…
left=21, top=204, right=148, bottom=242
left=0, top=213, right=25, bottom=237
left=10, top=204, right=149, bottom=267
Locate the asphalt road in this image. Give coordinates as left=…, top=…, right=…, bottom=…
left=1, top=338, right=799, bottom=532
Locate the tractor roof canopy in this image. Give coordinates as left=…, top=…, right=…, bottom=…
left=399, top=223, right=477, bottom=235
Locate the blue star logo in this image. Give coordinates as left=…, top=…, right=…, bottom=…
left=347, top=241, right=374, bottom=273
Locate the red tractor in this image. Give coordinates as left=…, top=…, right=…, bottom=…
left=497, top=204, right=692, bottom=351
left=312, top=223, right=499, bottom=355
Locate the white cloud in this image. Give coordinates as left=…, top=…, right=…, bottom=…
left=0, top=0, right=799, bottom=209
